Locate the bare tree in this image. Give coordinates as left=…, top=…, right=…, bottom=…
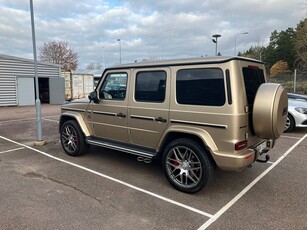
left=254, top=37, right=265, bottom=61
left=39, top=41, right=79, bottom=71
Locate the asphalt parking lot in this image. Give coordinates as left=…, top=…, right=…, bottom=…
left=0, top=104, right=307, bottom=230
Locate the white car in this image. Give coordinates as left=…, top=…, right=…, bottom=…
left=284, top=93, right=307, bottom=132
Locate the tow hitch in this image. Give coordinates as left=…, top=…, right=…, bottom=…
left=256, top=154, right=270, bottom=163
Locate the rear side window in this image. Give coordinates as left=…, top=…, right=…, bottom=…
left=242, top=67, right=265, bottom=106
left=176, top=68, right=225, bottom=106
left=135, top=71, right=166, bottom=103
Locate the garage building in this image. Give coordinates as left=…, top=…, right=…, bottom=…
left=0, top=54, right=64, bottom=106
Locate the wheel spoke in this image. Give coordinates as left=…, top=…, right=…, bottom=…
left=176, top=147, right=185, bottom=160
left=179, top=172, right=184, bottom=184
left=172, top=148, right=181, bottom=161
left=166, top=161, right=179, bottom=168
left=187, top=173, right=198, bottom=184
left=189, top=169, right=200, bottom=183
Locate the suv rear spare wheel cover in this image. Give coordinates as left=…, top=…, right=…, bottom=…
left=253, top=83, right=288, bottom=139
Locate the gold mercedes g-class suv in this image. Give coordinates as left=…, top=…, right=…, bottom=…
left=59, top=56, right=288, bottom=193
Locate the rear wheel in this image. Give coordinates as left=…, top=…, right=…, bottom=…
left=162, top=138, right=214, bottom=193
left=60, top=120, right=89, bottom=156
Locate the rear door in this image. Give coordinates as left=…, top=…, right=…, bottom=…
left=128, top=68, right=170, bottom=149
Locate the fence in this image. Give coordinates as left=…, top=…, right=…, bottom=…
left=267, top=71, right=307, bottom=95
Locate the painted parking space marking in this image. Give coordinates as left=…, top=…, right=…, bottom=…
left=0, top=135, right=213, bottom=219
left=0, top=116, right=59, bottom=124
left=0, top=118, right=36, bottom=124
left=0, top=147, right=25, bottom=154
left=280, top=135, right=302, bottom=140
left=197, top=133, right=307, bottom=230
left=42, top=118, right=59, bottom=123
left=44, top=115, right=59, bottom=118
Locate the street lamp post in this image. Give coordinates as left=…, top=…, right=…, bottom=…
left=117, top=39, right=121, bottom=64
left=30, top=0, right=44, bottom=145
left=234, top=32, right=248, bottom=56
left=212, top=34, right=221, bottom=56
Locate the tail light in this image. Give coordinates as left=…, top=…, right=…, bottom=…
left=235, top=140, right=248, bottom=151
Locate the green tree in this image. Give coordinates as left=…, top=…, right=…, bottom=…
left=294, top=19, right=307, bottom=71
left=263, top=28, right=295, bottom=70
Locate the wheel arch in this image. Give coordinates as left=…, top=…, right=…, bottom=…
left=287, top=111, right=295, bottom=124
left=285, top=112, right=296, bottom=132
left=59, top=112, right=91, bottom=137
left=157, top=127, right=217, bottom=164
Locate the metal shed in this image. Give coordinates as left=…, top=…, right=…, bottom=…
left=0, top=54, right=64, bottom=106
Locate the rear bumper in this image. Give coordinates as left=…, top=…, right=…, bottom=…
left=212, top=139, right=275, bottom=171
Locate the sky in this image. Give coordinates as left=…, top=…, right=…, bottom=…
left=0, top=0, right=306, bottom=70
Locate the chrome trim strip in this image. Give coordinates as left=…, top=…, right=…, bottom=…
left=62, top=107, right=86, bottom=112
left=93, top=111, right=117, bottom=116
left=87, top=139, right=154, bottom=158
left=130, top=115, right=155, bottom=121
left=170, top=119, right=227, bottom=129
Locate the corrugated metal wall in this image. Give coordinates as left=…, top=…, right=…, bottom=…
left=0, top=54, right=61, bottom=106
left=0, top=54, right=60, bottom=78
left=0, top=76, right=17, bottom=106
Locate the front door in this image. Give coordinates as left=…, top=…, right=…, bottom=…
left=89, top=71, right=129, bottom=143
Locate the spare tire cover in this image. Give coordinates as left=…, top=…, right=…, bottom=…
left=253, top=83, right=288, bottom=139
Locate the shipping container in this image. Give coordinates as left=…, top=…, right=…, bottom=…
left=71, top=74, right=94, bottom=99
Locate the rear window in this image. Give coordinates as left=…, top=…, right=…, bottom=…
left=242, top=67, right=265, bottom=106
left=135, top=71, right=166, bottom=103
left=176, top=68, right=225, bottom=106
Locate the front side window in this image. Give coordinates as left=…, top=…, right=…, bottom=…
left=135, top=71, right=166, bottom=103
left=99, top=73, right=127, bottom=100
left=176, top=68, right=225, bottom=106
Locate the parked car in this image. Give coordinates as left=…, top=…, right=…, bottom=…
left=284, top=93, right=307, bottom=132
left=59, top=56, right=288, bottom=193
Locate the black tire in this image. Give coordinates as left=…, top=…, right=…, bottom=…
left=284, top=114, right=295, bottom=133
left=162, top=138, right=215, bottom=193
left=60, top=120, right=89, bottom=156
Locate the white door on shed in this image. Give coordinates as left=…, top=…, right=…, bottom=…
left=17, top=77, right=35, bottom=106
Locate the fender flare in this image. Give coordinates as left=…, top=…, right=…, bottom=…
left=158, top=125, right=218, bottom=153
left=59, top=111, right=91, bottom=137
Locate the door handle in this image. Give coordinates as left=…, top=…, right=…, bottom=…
left=116, top=113, right=126, bottom=118
left=155, top=117, right=167, bottom=123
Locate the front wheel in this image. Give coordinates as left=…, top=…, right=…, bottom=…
left=162, top=138, right=215, bottom=193
left=60, top=120, right=89, bottom=156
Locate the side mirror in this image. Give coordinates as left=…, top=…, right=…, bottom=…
left=88, top=91, right=100, bottom=104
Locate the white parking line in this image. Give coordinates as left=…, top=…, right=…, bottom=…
left=42, top=118, right=59, bottom=123
left=0, top=135, right=213, bottom=219
left=0, top=147, right=25, bottom=154
left=44, top=115, right=59, bottom=118
left=0, top=117, right=59, bottom=124
left=197, top=133, right=307, bottom=230
left=0, top=118, right=36, bottom=124
left=280, top=135, right=301, bottom=140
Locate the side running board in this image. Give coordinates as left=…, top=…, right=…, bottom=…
left=86, top=137, right=157, bottom=159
